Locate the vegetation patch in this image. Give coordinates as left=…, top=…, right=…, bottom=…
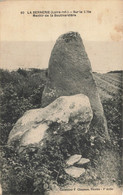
left=0, top=69, right=122, bottom=194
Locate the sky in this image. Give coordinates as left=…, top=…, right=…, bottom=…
left=0, top=0, right=123, bottom=72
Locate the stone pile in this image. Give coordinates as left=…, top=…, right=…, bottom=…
left=65, top=154, right=90, bottom=178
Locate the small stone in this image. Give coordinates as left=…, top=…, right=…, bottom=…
left=76, top=158, right=90, bottom=165
left=66, top=154, right=82, bottom=166
left=50, top=182, right=60, bottom=192
left=65, top=166, right=85, bottom=178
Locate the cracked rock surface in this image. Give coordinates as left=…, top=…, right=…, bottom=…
left=8, top=94, right=93, bottom=150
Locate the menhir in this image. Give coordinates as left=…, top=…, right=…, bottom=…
left=41, top=31, right=110, bottom=141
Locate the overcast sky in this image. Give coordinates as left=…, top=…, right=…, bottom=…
left=0, top=0, right=123, bottom=72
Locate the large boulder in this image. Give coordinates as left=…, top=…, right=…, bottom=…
left=41, top=31, right=109, bottom=140
left=8, top=94, right=93, bottom=150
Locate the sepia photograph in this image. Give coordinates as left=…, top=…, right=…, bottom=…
left=0, top=1, right=123, bottom=195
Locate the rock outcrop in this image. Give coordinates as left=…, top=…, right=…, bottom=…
left=41, top=31, right=109, bottom=140
left=8, top=94, right=93, bottom=150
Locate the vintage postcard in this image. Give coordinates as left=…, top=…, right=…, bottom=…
left=0, top=0, right=123, bottom=195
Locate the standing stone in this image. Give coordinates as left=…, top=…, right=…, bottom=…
left=41, top=31, right=110, bottom=140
